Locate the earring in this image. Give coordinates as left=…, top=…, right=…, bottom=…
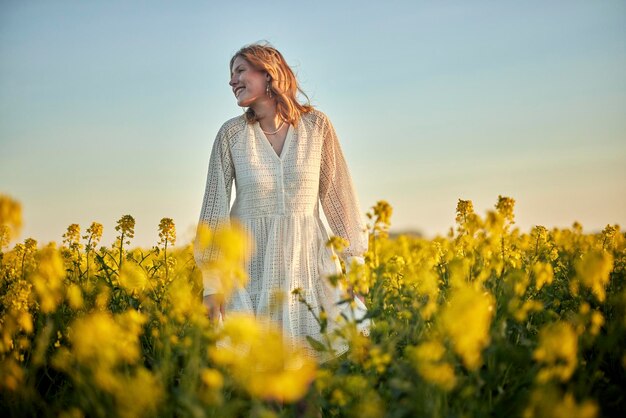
left=266, top=82, right=272, bottom=98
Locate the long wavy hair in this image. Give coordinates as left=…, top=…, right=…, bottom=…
left=230, top=42, right=313, bottom=126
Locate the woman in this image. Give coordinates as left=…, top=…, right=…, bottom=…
left=194, top=42, right=369, bottom=361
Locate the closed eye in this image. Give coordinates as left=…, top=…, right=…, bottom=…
left=233, top=65, right=245, bottom=74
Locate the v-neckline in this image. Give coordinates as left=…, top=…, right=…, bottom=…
left=256, top=122, right=293, bottom=161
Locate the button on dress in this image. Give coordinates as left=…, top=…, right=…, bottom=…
left=194, top=109, right=369, bottom=360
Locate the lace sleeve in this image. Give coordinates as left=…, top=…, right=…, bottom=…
left=194, top=125, right=234, bottom=296
left=319, top=114, right=369, bottom=263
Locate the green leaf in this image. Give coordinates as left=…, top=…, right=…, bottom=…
left=306, top=336, right=327, bottom=352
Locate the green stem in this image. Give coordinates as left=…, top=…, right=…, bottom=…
left=118, top=232, right=125, bottom=271
left=164, top=239, right=168, bottom=282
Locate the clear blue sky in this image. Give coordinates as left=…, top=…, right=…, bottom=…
left=1, top=0, right=625, bottom=248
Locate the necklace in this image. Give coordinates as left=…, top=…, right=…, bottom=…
left=261, top=121, right=285, bottom=135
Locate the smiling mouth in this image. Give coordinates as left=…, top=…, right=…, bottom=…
left=234, top=87, right=244, bottom=97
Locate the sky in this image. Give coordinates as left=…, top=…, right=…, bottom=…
left=1, top=0, right=625, bottom=248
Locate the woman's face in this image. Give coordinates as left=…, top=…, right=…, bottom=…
left=229, top=56, right=269, bottom=108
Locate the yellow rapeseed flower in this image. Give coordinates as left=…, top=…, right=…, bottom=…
left=158, top=217, right=176, bottom=247
left=508, top=298, right=543, bottom=322
left=17, top=311, right=33, bottom=334
left=600, top=224, right=622, bottom=250
left=532, top=261, right=554, bottom=290
left=62, top=224, right=82, bottom=250
left=446, top=257, right=471, bottom=289
left=415, top=268, right=439, bottom=319
left=201, top=368, right=224, bottom=390
left=0, top=358, right=24, bottom=391
left=575, top=251, right=614, bottom=302
left=455, top=199, right=483, bottom=236
left=346, top=326, right=371, bottom=365
left=533, top=321, right=578, bottom=383
left=503, top=269, right=530, bottom=297
left=523, top=386, right=597, bottom=418
left=210, top=313, right=316, bottom=403
left=495, top=195, right=515, bottom=224
left=195, top=222, right=212, bottom=251
left=118, top=261, right=148, bottom=294
left=455, top=199, right=474, bottom=225
left=406, top=340, right=457, bottom=391
left=83, top=221, right=103, bottom=251
left=66, top=283, right=84, bottom=310
left=58, top=407, right=84, bottom=418
left=110, top=368, right=164, bottom=418
left=0, top=278, right=32, bottom=315
left=0, top=194, right=23, bottom=248
left=115, top=215, right=136, bottom=240
left=331, top=388, right=348, bottom=407
left=95, top=286, right=111, bottom=310
left=353, top=395, right=385, bottom=418
left=327, top=235, right=349, bottom=254
left=195, top=222, right=252, bottom=299
left=370, top=200, right=393, bottom=229
left=440, top=285, right=494, bottom=370
left=314, top=369, right=333, bottom=392
left=71, top=310, right=146, bottom=369
left=213, top=222, right=250, bottom=264
left=364, top=346, right=392, bottom=374
left=166, top=277, right=209, bottom=325
left=199, top=367, right=224, bottom=406
left=31, top=243, right=65, bottom=313
left=590, top=311, right=604, bottom=336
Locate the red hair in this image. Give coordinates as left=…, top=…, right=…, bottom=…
left=230, top=42, right=313, bottom=126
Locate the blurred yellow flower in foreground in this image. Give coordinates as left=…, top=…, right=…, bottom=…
left=364, top=346, right=392, bottom=374
left=523, top=386, right=597, bottom=418
left=50, top=309, right=162, bottom=418
left=166, top=276, right=208, bottom=324
left=508, top=298, right=543, bottom=323
left=201, top=368, right=224, bottom=390
left=209, top=313, right=316, bottom=403
left=532, top=261, right=553, bottom=290
left=0, top=358, right=24, bottom=391
left=0, top=194, right=23, bottom=248
left=119, top=261, right=148, bottom=294
left=440, top=285, right=494, bottom=370
left=406, top=340, right=456, bottom=391
left=589, top=311, right=604, bottom=336
left=31, top=244, right=65, bottom=313
left=58, top=407, right=84, bottom=418
left=575, top=251, right=614, bottom=302
left=56, top=310, right=147, bottom=374
left=533, top=321, right=578, bottom=383
left=416, top=268, right=440, bottom=319
left=194, top=222, right=252, bottom=298
left=66, top=283, right=84, bottom=310
left=111, top=368, right=163, bottom=418
left=446, top=257, right=471, bottom=290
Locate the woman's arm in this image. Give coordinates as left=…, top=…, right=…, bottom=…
left=318, top=113, right=369, bottom=271
left=194, top=124, right=235, bottom=300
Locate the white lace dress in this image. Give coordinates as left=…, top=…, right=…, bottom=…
left=194, top=109, right=369, bottom=360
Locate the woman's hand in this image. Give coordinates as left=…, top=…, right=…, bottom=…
left=347, top=285, right=367, bottom=304
left=354, top=292, right=366, bottom=304
left=203, top=294, right=226, bottom=322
